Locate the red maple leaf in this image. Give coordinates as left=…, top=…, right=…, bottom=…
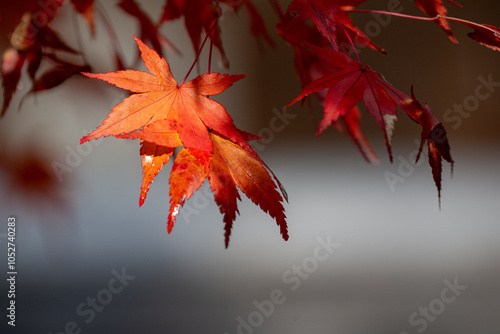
left=446, top=17, right=500, bottom=52
left=278, top=0, right=384, bottom=54
left=275, top=32, right=379, bottom=162
left=286, top=45, right=400, bottom=160
left=81, top=36, right=288, bottom=247
left=404, top=90, right=454, bottom=203
left=160, top=0, right=274, bottom=66
left=276, top=0, right=381, bottom=163
left=286, top=45, right=453, bottom=197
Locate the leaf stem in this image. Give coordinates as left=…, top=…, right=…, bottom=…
left=96, top=0, right=126, bottom=70
left=180, top=5, right=220, bottom=86
left=348, top=10, right=500, bottom=37
left=347, top=9, right=441, bottom=22
left=341, top=25, right=361, bottom=63
left=208, top=34, right=214, bottom=74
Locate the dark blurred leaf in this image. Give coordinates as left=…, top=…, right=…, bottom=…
left=70, top=0, right=95, bottom=35
left=118, top=0, right=172, bottom=59
left=160, top=0, right=228, bottom=66
left=1, top=48, right=25, bottom=117
left=30, top=61, right=91, bottom=93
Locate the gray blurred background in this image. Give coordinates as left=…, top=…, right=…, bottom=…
left=1, top=1, right=500, bottom=333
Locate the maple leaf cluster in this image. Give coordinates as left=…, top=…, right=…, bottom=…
left=1, top=0, right=273, bottom=115
left=1, top=0, right=500, bottom=246
left=278, top=0, right=499, bottom=200
left=1, top=0, right=284, bottom=247
left=1, top=0, right=94, bottom=116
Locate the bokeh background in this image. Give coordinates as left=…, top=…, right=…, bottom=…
left=1, top=1, right=500, bottom=333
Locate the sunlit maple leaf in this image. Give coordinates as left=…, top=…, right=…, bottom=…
left=116, top=119, right=183, bottom=147
left=209, top=133, right=288, bottom=247
left=160, top=132, right=288, bottom=248
left=116, top=120, right=182, bottom=206
left=81, top=36, right=247, bottom=165
left=123, top=125, right=288, bottom=247
left=167, top=147, right=207, bottom=232
left=116, top=129, right=288, bottom=247
left=82, top=35, right=287, bottom=246
left=139, top=141, right=177, bottom=206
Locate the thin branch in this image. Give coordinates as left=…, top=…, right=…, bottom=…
left=180, top=12, right=219, bottom=86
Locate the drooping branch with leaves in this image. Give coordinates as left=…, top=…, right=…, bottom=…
left=1, top=0, right=499, bottom=247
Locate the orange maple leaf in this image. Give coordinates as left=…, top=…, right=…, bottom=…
left=81, top=36, right=288, bottom=247
left=138, top=141, right=176, bottom=207
left=81, top=35, right=246, bottom=165
left=164, top=133, right=288, bottom=248
left=209, top=133, right=288, bottom=247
